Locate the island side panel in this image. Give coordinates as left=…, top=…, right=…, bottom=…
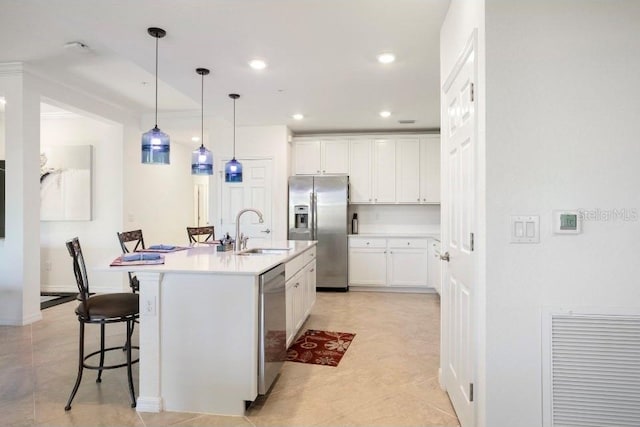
left=160, top=272, right=260, bottom=415
left=136, top=272, right=164, bottom=412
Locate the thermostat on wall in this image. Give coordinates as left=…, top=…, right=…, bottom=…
left=553, top=210, right=582, bottom=234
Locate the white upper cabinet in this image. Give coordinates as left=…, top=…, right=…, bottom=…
left=349, top=139, right=373, bottom=203
left=294, top=140, right=321, bottom=175
left=321, top=139, right=349, bottom=174
left=396, top=138, right=421, bottom=203
left=373, top=139, right=396, bottom=203
left=293, top=139, right=349, bottom=175
left=294, top=134, right=440, bottom=204
left=420, top=135, right=441, bottom=203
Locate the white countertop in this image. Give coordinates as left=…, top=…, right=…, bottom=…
left=101, top=240, right=317, bottom=276
left=349, top=233, right=440, bottom=239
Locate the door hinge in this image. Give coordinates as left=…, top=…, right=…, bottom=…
left=470, top=232, right=475, bottom=251
left=470, top=82, right=475, bottom=102
left=469, top=382, right=474, bottom=402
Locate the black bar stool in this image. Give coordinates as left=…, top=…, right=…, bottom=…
left=116, top=229, right=145, bottom=292
left=187, top=225, right=215, bottom=243
left=64, top=237, right=139, bottom=410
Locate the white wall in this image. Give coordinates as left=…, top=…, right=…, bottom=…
left=39, top=112, right=125, bottom=293
left=123, top=125, right=195, bottom=247
left=482, top=2, right=640, bottom=426
left=349, top=204, right=440, bottom=235
left=0, top=110, right=5, bottom=158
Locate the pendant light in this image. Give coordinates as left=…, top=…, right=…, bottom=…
left=224, top=94, right=243, bottom=182
left=141, top=27, right=170, bottom=164
left=191, top=68, right=213, bottom=175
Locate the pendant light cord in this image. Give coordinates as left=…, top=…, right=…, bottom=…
left=201, top=72, right=204, bottom=149
left=154, top=35, right=159, bottom=127
left=233, top=98, right=236, bottom=158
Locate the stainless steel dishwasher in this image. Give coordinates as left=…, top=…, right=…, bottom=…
left=258, top=263, right=286, bottom=394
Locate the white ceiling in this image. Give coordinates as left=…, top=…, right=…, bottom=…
left=0, top=0, right=449, bottom=134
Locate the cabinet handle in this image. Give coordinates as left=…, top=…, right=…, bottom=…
left=322, top=170, right=326, bottom=173
left=417, top=198, right=420, bottom=202
left=369, top=198, right=372, bottom=202
left=295, top=283, right=300, bottom=287
left=366, top=242, right=370, bottom=245
left=317, top=170, right=320, bottom=173
left=375, top=198, right=378, bottom=202
left=310, top=269, right=314, bottom=272
left=407, top=242, right=410, bottom=246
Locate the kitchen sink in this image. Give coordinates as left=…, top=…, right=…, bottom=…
left=237, top=248, right=292, bottom=256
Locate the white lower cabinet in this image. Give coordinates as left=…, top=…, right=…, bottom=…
left=349, top=236, right=435, bottom=289
left=285, top=247, right=317, bottom=347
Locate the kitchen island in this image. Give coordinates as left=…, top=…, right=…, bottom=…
left=106, top=240, right=317, bottom=416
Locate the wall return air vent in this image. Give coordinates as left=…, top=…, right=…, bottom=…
left=543, top=309, right=640, bottom=427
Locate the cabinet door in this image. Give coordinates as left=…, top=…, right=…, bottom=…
left=373, top=139, right=396, bottom=203
left=349, top=140, right=373, bottom=203
left=396, top=138, right=421, bottom=203
left=285, top=279, right=295, bottom=346
left=388, top=248, right=428, bottom=286
left=420, top=136, right=441, bottom=203
left=304, top=259, right=317, bottom=317
left=321, top=140, right=349, bottom=174
left=292, top=272, right=306, bottom=331
left=294, top=140, right=321, bottom=175
left=348, top=248, right=387, bottom=285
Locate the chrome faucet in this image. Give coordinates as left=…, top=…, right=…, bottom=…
left=235, top=208, right=264, bottom=251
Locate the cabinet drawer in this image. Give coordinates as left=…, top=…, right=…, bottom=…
left=305, top=247, right=316, bottom=263
left=348, top=238, right=386, bottom=248
left=286, top=255, right=305, bottom=281
left=388, top=238, right=428, bottom=249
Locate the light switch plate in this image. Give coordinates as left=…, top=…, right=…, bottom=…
left=510, top=215, right=540, bottom=243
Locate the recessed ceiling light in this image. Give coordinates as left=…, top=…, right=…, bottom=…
left=377, top=53, right=396, bottom=64
left=191, top=136, right=200, bottom=142
left=0, top=97, right=6, bottom=105
left=292, top=113, right=304, bottom=120
left=379, top=111, right=391, bottom=118
left=249, top=59, right=267, bottom=70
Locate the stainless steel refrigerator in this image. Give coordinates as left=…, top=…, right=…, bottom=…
left=288, top=175, right=348, bottom=291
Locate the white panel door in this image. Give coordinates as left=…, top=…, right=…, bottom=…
left=321, top=139, right=349, bottom=174
left=373, top=139, right=396, bottom=203
left=349, top=140, right=373, bottom=203
left=441, top=39, right=477, bottom=427
left=420, top=136, right=441, bottom=203
left=294, top=140, right=321, bottom=175
left=218, top=158, right=273, bottom=245
left=396, top=138, right=421, bottom=203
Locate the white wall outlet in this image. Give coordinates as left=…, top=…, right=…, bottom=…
left=44, top=261, right=52, bottom=272
left=143, top=295, right=156, bottom=316
left=510, top=215, right=540, bottom=243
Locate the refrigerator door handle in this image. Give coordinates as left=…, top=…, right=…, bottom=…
left=312, top=191, right=318, bottom=240
left=310, top=191, right=315, bottom=240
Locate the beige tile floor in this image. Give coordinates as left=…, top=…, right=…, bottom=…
left=0, top=291, right=459, bottom=427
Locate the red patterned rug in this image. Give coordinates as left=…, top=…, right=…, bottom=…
left=286, top=330, right=356, bottom=367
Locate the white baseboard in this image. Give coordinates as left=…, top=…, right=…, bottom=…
left=0, top=311, right=43, bottom=326
left=136, top=397, right=163, bottom=413
left=349, top=285, right=437, bottom=294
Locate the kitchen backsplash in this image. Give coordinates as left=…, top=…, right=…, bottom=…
left=348, top=204, right=441, bottom=234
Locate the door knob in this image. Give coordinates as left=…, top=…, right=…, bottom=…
left=261, top=229, right=271, bottom=234
left=440, top=252, right=450, bottom=262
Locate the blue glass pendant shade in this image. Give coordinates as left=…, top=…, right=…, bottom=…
left=192, top=145, right=213, bottom=175
left=141, top=126, right=170, bottom=164
left=224, top=157, right=243, bottom=182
